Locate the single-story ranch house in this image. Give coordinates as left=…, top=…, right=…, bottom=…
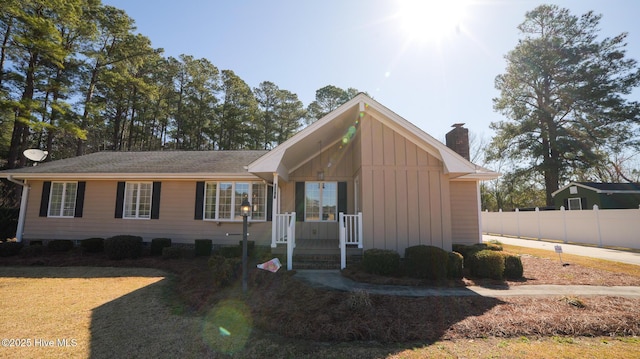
left=1, top=94, right=498, bottom=268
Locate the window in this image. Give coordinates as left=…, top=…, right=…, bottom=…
left=203, top=181, right=266, bottom=221
left=48, top=182, right=77, bottom=217
left=305, top=182, right=337, bottom=221
left=124, top=182, right=152, bottom=219
left=568, top=197, right=582, bottom=210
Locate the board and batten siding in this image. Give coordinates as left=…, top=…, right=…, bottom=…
left=23, top=180, right=271, bottom=244
left=449, top=181, right=481, bottom=244
left=359, top=114, right=453, bottom=255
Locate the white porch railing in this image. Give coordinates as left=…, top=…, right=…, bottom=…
left=339, top=212, right=363, bottom=269
left=273, top=212, right=296, bottom=270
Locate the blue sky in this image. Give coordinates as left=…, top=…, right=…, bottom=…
left=101, top=0, right=640, bottom=143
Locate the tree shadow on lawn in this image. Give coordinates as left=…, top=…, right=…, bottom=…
left=88, top=277, right=207, bottom=358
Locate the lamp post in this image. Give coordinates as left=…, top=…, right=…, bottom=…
left=240, top=198, right=251, bottom=293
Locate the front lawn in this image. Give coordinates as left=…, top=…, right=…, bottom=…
left=0, top=245, right=639, bottom=358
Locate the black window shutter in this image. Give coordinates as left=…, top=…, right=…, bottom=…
left=115, top=182, right=125, bottom=218
left=151, top=182, right=161, bottom=219
left=563, top=199, right=568, bottom=209
left=338, top=181, right=347, bottom=216
left=74, top=182, right=86, bottom=218
left=266, top=185, right=273, bottom=221
left=194, top=181, right=204, bottom=220
left=295, top=182, right=305, bottom=222
left=581, top=197, right=588, bottom=210
left=39, top=181, right=52, bottom=217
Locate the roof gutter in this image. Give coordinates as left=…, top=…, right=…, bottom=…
left=6, top=175, right=29, bottom=243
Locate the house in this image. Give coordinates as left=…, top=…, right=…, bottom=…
left=0, top=94, right=498, bottom=268
left=552, top=182, right=640, bottom=210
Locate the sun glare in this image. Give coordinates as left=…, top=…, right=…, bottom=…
left=396, top=0, right=467, bottom=43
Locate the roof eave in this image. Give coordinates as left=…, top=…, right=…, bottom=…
left=0, top=172, right=260, bottom=181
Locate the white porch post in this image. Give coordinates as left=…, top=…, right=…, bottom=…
left=15, top=182, right=29, bottom=242
left=270, top=173, right=279, bottom=248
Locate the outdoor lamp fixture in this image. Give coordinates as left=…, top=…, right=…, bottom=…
left=241, top=199, right=251, bottom=293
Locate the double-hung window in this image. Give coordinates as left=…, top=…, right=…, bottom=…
left=203, top=181, right=266, bottom=221
left=305, top=181, right=337, bottom=221
left=124, top=182, right=152, bottom=219
left=48, top=182, right=77, bottom=217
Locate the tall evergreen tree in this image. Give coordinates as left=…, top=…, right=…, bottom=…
left=490, top=5, right=640, bottom=205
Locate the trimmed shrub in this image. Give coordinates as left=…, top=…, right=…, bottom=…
left=208, top=255, right=242, bottom=287
left=150, top=238, right=172, bottom=256
left=217, top=245, right=242, bottom=258
left=362, top=249, right=400, bottom=276
left=453, top=242, right=503, bottom=259
left=0, top=241, right=23, bottom=257
left=252, top=245, right=273, bottom=262
left=467, top=249, right=505, bottom=280
left=81, top=238, right=104, bottom=253
left=404, top=245, right=449, bottom=280
left=504, top=254, right=524, bottom=279
left=194, top=239, right=212, bottom=256
left=104, top=235, right=143, bottom=260
left=47, top=239, right=74, bottom=252
left=162, top=246, right=182, bottom=259
left=20, top=244, right=44, bottom=257
left=447, top=251, right=464, bottom=279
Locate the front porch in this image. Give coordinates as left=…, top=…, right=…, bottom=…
left=271, top=238, right=363, bottom=269
left=271, top=212, right=363, bottom=270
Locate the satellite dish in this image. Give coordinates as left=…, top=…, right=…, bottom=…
left=23, top=149, right=48, bottom=165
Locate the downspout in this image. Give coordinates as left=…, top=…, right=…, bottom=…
left=7, top=176, right=29, bottom=242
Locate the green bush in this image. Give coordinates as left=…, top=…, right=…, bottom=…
left=0, top=208, right=19, bottom=240
left=194, top=239, right=212, bottom=256
left=217, top=245, right=242, bottom=258
left=20, top=244, right=44, bottom=257
left=362, top=249, right=400, bottom=276
left=208, top=255, right=242, bottom=287
left=447, top=251, right=464, bottom=279
left=252, top=245, right=273, bottom=262
left=453, top=242, right=503, bottom=259
left=467, top=250, right=505, bottom=280
left=0, top=241, right=23, bottom=257
left=81, top=238, right=104, bottom=253
left=47, top=239, right=74, bottom=252
left=504, top=254, right=524, bottom=279
left=162, top=246, right=182, bottom=259
left=404, top=245, right=449, bottom=280
left=104, top=235, right=143, bottom=260
left=150, top=238, right=172, bottom=256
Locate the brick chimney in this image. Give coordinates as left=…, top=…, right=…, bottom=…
left=445, top=123, right=470, bottom=161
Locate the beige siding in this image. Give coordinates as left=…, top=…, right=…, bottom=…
left=450, top=181, right=481, bottom=244
left=359, top=114, right=453, bottom=255
left=23, top=180, right=271, bottom=245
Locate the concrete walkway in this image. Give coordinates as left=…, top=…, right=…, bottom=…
left=293, top=237, right=640, bottom=297
left=293, top=270, right=640, bottom=298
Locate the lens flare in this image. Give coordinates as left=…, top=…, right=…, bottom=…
left=201, top=299, right=252, bottom=354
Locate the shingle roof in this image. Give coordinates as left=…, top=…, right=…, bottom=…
left=1, top=151, right=268, bottom=175
left=578, top=182, right=640, bottom=192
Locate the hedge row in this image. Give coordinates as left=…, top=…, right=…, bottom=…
left=361, top=243, right=523, bottom=280
left=361, top=245, right=464, bottom=280
left=455, top=243, right=524, bottom=280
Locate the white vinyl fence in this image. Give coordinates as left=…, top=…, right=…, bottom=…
left=482, top=206, right=640, bottom=249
